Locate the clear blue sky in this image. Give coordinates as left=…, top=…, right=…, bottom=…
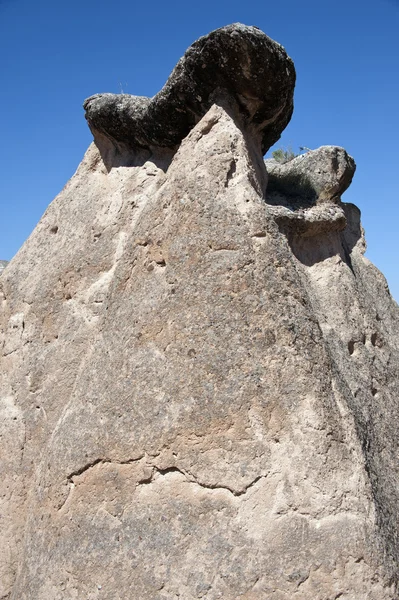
left=0, top=0, right=398, bottom=300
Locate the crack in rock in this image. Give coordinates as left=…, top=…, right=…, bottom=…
left=66, top=455, right=145, bottom=483
left=61, top=459, right=267, bottom=508
left=141, top=466, right=267, bottom=498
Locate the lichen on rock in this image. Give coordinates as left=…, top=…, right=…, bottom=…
left=84, top=23, right=296, bottom=156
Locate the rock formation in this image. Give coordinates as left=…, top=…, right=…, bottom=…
left=0, top=260, right=8, bottom=275
left=1, top=23, right=399, bottom=600
left=84, top=23, right=295, bottom=156
left=265, top=146, right=356, bottom=236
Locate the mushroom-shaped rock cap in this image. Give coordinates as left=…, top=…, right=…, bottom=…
left=264, top=146, right=356, bottom=237
left=84, top=24, right=296, bottom=154
left=265, top=146, right=356, bottom=203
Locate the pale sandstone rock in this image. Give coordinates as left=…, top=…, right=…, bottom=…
left=0, top=260, right=8, bottom=275
left=1, top=25, right=399, bottom=600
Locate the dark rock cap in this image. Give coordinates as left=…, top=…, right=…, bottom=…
left=84, top=23, right=296, bottom=155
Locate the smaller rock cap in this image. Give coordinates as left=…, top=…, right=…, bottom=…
left=265, top=146, right=356, bottom=203
left=265, top=146, right=356, bottom=237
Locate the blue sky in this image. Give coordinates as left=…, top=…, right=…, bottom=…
left=0, top=0, right=398, bottom=300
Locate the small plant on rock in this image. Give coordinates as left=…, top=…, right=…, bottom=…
left=271, top=146, right=298, bottom=163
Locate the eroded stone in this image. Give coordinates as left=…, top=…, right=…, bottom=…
left=1, top=24, right=399, bottom=600
left=265, top=146, right=356, bottom=236
left=84, top=23, right=296, bottom=155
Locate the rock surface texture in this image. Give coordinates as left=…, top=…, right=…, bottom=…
left=0, top=260, right=8, bottom=275
left=265, top=147, right=356, bottom=237
left=1, top=23, right=399, bottom=600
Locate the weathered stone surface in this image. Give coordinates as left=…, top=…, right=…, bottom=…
left=1, top=24, right=399, bottom=600
left=0, top=260, right=8, bottom=275
left=266, top=146, right=355, bottom=202
left=265, top=146, right=356, bottom=237
left=84, top=23, right=295, bottom=155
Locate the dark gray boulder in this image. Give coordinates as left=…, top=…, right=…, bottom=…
left=84, top=23, right=295, bottom=155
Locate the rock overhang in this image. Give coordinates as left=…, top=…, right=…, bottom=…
left=83, top=26, right=360, bottom=241
left=84, top=23, right=296, bottom=155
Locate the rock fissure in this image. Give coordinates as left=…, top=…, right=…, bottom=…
left=66, top=455, right=146, bottom=483
left=65, top=458, right=267, bottom=499
left=150, top=466, right=267, bottom=497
